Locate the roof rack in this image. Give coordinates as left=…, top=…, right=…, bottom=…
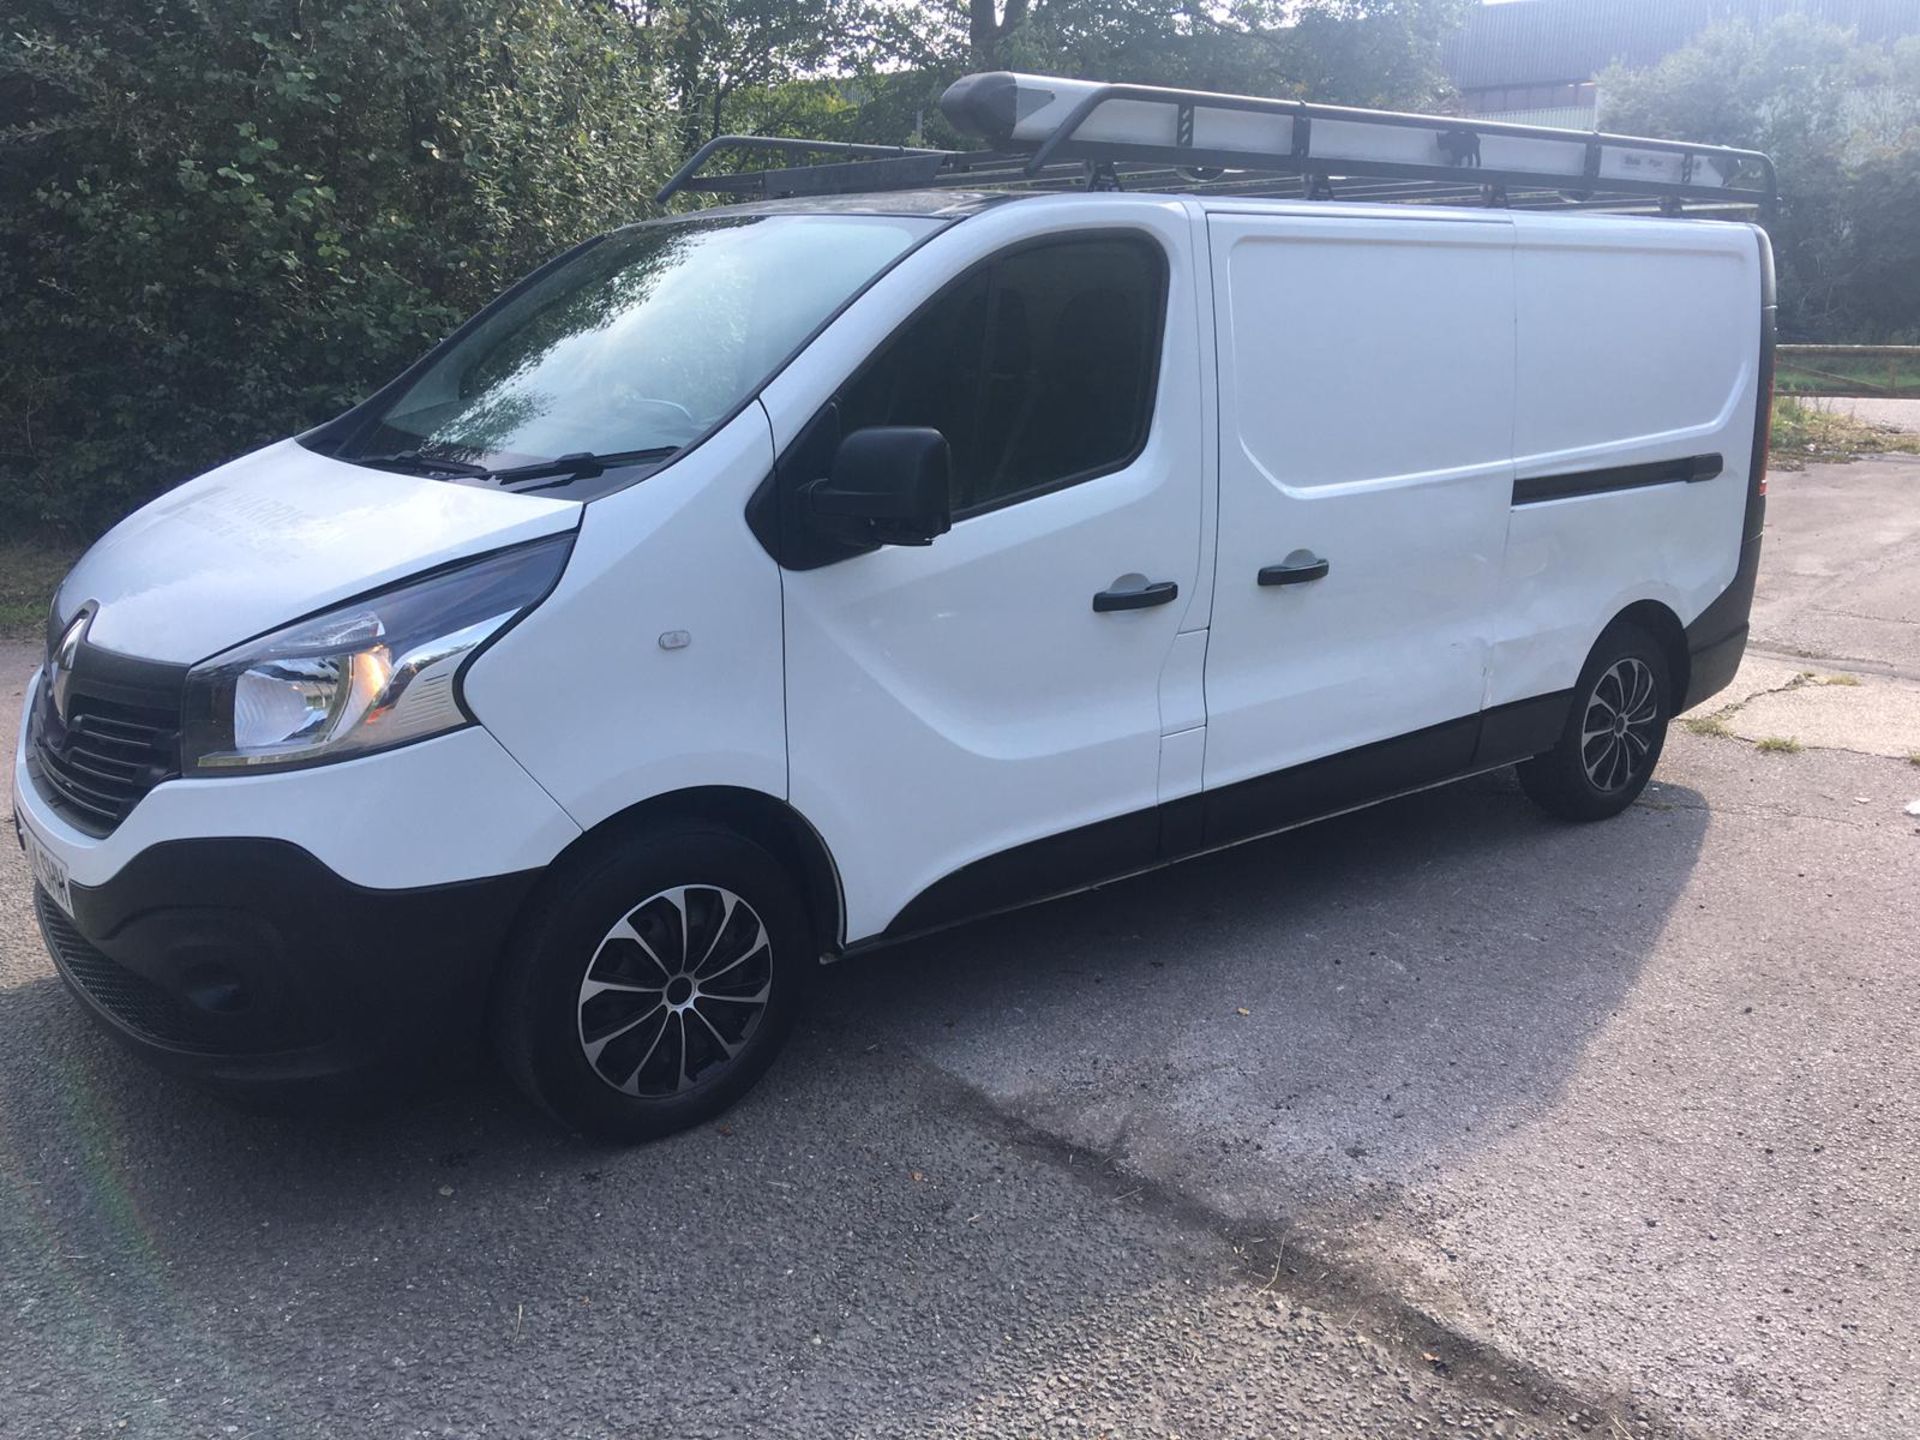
left=656, top=71, right=1777, bottom=219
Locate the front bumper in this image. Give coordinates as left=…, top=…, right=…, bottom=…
left=27, top=836, right=538, bottom=1094
left=12, top=667, right=580, bottom=1096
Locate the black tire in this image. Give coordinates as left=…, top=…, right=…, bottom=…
left=493, top=824, right=812, bottom=1143
left=1518, top=622, right=1672, bottom=822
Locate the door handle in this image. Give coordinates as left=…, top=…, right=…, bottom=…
left=1257, top=555, right=1330, bottom=586
left=1092, top=579, right=1179, bottom=613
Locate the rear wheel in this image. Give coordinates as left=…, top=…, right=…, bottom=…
left=1518, top=623, right=1671, bottom=822
left=494, top=825, right=812, bottom=1142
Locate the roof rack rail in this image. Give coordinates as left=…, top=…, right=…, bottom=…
left=657, top=72, right=1777, bottom=219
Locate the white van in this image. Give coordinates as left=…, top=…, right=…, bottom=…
left=13, top=76, right=1775, bottom=1140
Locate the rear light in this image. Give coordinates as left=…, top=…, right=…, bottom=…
left=1756, top=362, right=1773, bottom=496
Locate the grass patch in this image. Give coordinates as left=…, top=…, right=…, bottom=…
left=1908, top=752, right=1920, bottom=767
left=1776, top=356, right=1920, bottom=398
left=1770, top=396, right=1920, bottom=469
left=1813, top=672, right=1861, bottom=686
left=1754, top=735, right=1803, bottom=754
left=0, top=538, right=80, bottom=643
left=1684, top=713, right=1735, bottom=738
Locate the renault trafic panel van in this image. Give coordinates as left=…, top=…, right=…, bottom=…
left=13, top=75, right=1777, bottom=1140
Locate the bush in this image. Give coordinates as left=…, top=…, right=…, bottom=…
left=0, top=0, right=672, bottom=537
left=1599, top=18, right=1920, bottom=344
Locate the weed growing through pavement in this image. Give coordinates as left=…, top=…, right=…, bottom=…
left=1771, top=397, right=1920, bottom=469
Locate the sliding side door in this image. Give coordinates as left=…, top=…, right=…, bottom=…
left=1200, top=210, right=1517, bottom=842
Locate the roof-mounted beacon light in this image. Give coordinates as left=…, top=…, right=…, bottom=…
left=941, top=73, right=1136, bottom=148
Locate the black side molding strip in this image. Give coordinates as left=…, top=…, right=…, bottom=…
left=1512, top=452, right=1723, bottom=507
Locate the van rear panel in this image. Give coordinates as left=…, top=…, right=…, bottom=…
left=1488, top=216, right=1766, bottom=710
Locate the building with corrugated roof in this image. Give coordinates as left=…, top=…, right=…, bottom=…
left=1445, top=0, right=1920, bottom=128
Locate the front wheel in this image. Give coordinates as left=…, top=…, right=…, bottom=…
left=1518, top=623, right=1671, bottom=822
left=493, top=825, right=813, bottom=1142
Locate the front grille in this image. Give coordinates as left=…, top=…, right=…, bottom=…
left=27, top=629, right=185, bottom=837
left=34, top=889, right=228, bottom=1053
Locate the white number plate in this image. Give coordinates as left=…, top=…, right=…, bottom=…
left=20, top=818, right=73, bottom=918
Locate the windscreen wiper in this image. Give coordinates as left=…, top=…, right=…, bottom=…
left=353, top=445, right=681, bottom=488
left=353, top=449, right=495, bottom=480
left=488, top=447, right=682, bottom=486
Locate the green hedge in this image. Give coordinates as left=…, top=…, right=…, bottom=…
left=0, top=0, right=672, bottom=536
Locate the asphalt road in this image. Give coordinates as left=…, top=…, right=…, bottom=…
left=4, top=456, right=1917, bottom=1439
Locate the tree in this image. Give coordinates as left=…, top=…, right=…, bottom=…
left=968, top=0, right=1031, bottom=69
left=954, top=0, right=1466, bottom=103
left=617, top=0, right=943, bottom=155
left=708, top=0, right=1469, bottom=153
left=0, top=0, right=673, bottom=534
left=1272, top=0, right=1470, bottom=109
left=1600, top=16, right=1920, bottom=341
left=0, top=0, right=1477, bottom=537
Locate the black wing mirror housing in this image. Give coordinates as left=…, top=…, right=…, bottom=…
left=801, top=427, right=953, bottom=550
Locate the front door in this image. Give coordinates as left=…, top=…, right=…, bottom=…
left=767, top=208, right=1206, bottom=943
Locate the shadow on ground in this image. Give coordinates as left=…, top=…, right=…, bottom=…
left=826, top=770, right=1710, bottom=1237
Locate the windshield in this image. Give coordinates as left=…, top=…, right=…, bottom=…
left=331, top=212, right=942, bottom=480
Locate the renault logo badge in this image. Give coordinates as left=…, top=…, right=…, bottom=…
left=47, top=609, right=90, bottom=725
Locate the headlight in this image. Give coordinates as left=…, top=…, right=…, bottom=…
left=181, top=533, right=572, bottom=774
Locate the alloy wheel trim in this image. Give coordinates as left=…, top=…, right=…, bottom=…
left=1579, top=656, right=1659, bottom=793
left=576, top=884, right=773, bottom=1098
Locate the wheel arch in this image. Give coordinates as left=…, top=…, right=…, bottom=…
left=1606, top=598, right=1690, bottom=704
left=542, top=787, right=845, bottom=958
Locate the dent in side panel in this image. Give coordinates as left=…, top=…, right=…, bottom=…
left=463, top=407, right=789, bottom=828
left=1158, top=628, right=1209, bottom=802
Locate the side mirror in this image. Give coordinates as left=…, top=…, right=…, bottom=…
left=801, top=427, right=952, bottom=549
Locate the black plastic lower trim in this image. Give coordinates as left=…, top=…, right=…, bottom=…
left=42, top=839, right=538, bottom=1095
left=884, top=806, right=1162, bottom=939
left=1684, top=625, right=1749, bottom=712
left=1472, top=690, right=1573, bottom=769
left=1512, top=452, right=1723, bottom=506
left=1198, top=714, right=1480, bottom=852
left=877, top=691, right=1573, bottom=944
left=1682, top=527, right=1764, bottom=710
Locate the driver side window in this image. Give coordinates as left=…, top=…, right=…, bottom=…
left=837, top=234, right=1166, bottom=517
